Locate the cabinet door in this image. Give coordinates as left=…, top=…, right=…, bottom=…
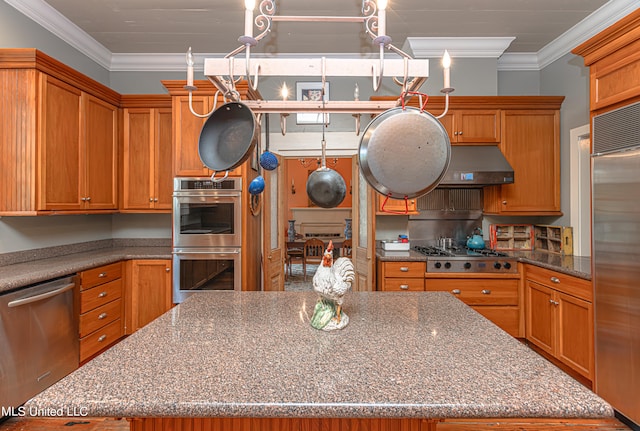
left=154, top=108, right=173, bottom=209
left=557, top=291, right=593, bottom=379
left=173, top=95, right=211, bottom=177
left=83, top=93, right=118, bottom=209
left=488, top=110, right=560, bottom=214
left=453, top=110, right=501, bottom=144
left=39, top=74, right=83, bottom=210
left=376, top=195, right=417, bottom=214
left=123, top=108, right=153, bottom=209
left=128, top=259, right=172, bottom=333
left=525, top=279, right=555, bottom=356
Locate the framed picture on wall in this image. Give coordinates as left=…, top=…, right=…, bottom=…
left=296, top=81, right=330, bottom=125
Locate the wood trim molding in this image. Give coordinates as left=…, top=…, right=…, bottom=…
left=370, top=95, right=565, bottom=110
left=572, top=8, right=640, bottom=66
left=120, top=94, right=172, bottom=109
left=162, top=79, right=261, bottom=100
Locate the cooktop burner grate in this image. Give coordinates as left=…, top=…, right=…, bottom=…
left=413, top=245, right=509, bottom=258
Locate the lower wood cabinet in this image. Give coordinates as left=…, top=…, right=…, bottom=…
left=79, top=262, right=124, bottom=363
left=125, top=259, right=173, bottom=334
left=424, top=275, right=522, bottom=338
left=524, top=264, right=594, bottom=383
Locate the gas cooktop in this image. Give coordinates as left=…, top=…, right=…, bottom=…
left=412, top=245, right=516, bottom=273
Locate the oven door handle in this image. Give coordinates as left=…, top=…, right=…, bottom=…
left=174, top=250, right=240, bottom=255
left=174, top=193, right=241, bottom=198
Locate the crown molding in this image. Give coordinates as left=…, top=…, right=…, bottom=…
left=6, top=0, right=639, bottom=73
left=4, top=0, right=112, bottom=70
left=401, top=37, right=515, bottom=58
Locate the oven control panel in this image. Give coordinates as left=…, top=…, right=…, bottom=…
left=427, top=259, right=517, bottom=273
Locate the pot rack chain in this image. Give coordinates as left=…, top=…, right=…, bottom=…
left=185, top=0, right=455, bottom=132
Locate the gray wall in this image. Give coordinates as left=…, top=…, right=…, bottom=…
left=0, top=2, right=591, bottom=254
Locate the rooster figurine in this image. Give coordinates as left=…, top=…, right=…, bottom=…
left=310, top=240, right=355, bottom=331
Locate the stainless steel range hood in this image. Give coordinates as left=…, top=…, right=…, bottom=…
left=438, top=145, right=514, bottom=187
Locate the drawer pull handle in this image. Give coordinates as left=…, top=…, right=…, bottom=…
left=481, top=289, right=491, bottom=295
left=98, top=291, right=108, bottom=298
left=399, top=284, right=409, bottom=290
left=98, top=335, right=107, bottom=342
left=451, top=289, right=461, bottom=294
left=98, top=312, right=108, bottom=320
left=400, top=267, right=409, bottom=272
left=550, top=276, right=560, bottom=283
left=98, top=272, right=107, bottom=278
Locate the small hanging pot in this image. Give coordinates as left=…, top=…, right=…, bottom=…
left=259, top=113, right=279, bottom=171
left=306, top=138, right=346, bottom=208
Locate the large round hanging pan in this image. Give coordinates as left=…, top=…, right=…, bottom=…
left=358, top=106, right=451, bottom=199
left=198, top=102, right=258, bottom=172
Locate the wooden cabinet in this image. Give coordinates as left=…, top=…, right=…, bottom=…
left=121, top=96, right=173, bottom=211
left=438, top=109, right=501, bottom=144
left=424, top=274, right=522, bottom=337
left=0, top=49, right=120, bottom=215
left=79, top=262, right=124, bottom=363
left=484, top=108, right=562, bottom=215
left=378, top=261, right=425, bottom=291
left=162, top=80, right=257, bottom=178
left=376, top=195, right=418, bottom=215
left=524, top=264, right=594, bottom=382
left=125, top=259, right=172, bottom=334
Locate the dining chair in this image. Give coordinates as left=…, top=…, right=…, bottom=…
left=285, top=246, right=304, bottom=279
left=303, top=238, right=325, bottom=281
left=341, top=239, right=353, bottom=258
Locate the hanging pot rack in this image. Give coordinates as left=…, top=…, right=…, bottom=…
left=185, top=0, right=454, bottom=134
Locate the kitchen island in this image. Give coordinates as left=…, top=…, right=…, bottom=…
left=25, top=291, right=612, bottom=430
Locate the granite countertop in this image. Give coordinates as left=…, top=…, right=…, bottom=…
left=376, top=248, right=591, bottom=280
left=25, top=291, right=612, bottom=420
left=0, top=245, right=172, bottom=294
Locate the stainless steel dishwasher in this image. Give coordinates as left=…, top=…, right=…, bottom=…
left=1, top=275, right=79, bottom=412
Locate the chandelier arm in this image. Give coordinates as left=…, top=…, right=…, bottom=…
left=245, top=48, right=260, bottom=91
left=372, top=44, right=384, bottom=91
left=187, top=90, right=217, bottom=118
left=434, top=91, right=451, bottom=119
left=280, top=113, right=288, bottom=135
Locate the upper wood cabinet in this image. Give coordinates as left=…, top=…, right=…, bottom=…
left=438, top=109, right=501, bottom=144
left=483, top=106, right=563, bottom=216
left=0, top=49, right=120, bottom=215
left=573, top=8, right=640, bottom=114
left=121, top=95, right=173, bottom=212
left=162, top=80, right=259, bottom=178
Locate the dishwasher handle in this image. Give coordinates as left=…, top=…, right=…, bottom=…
left=8, top=282, right=75, bottom=308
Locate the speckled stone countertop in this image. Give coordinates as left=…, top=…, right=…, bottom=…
left=0, top=240, right=171, bottom=294
left=376, top=249, right=591, bottom=280
left=25, top=291, right=612, bottom=420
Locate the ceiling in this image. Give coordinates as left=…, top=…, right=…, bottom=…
left=5, top=0, right=640, bottom=70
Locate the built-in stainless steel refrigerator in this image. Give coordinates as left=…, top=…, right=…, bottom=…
left=592, top=101, right=640, bottom=428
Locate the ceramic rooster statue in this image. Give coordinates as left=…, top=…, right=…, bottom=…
left=310, top=240, right=355, bottom=331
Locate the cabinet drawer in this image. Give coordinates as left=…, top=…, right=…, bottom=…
left=383, top=262, right=426, bottom=278
left=382, top=278, right=424, bottom=291
left=425, top=278, right=519, bottom=305
left=525, top=264, right=591, bottom=302
left=80, top=278, right=122, bottom=313
left=80, top=262, right=122, bottom=290
left=79, top=298, right=122, bottom=337
left=80, top=318, right=123, bottom=362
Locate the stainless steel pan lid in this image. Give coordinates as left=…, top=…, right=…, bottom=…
left=358, top=106, right=450, bottom=199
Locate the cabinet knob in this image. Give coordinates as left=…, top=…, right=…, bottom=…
left=165, top=267, right=170, bottom=272
left=86, top=197, right=91, bottom=202
left=451, top=289, right=461, bottom=294
left=98, top=291, right=108, bottom=298
left=549, top=299, right=559, bottom=306
left=481, top=289, right=491, bottom=295
left=458, top=131, right=463, bottom=135
left=98, top=272, right=107, bottom=278
left=550, top=276, right=560, bottom=284
left=399, top=284, right=409, bottom=290
left=154, top=198, right=158, bottom=202
left=98, top=335, right=107, bottom=342
left=400, top=267, right=409, bottom=272
left=454, top=131, right=458, bottom=136
left=502, top=200, right=507, bottom=205
left=149, top=198, right=154, bottom=202
left=98, top=312, right=108, bottom=320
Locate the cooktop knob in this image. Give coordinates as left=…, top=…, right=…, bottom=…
left=464, top=262, right=472, bottom=269
left=504, top=262, right=512, bottom=269
left=434, top=262, right=442, bottom=268
left=493, top=262, right=502, bottom=269
left=444, top=262, right=452, bottom=269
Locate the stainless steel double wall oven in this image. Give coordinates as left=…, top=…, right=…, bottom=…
left=172, top=177, right=242, bottom=303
